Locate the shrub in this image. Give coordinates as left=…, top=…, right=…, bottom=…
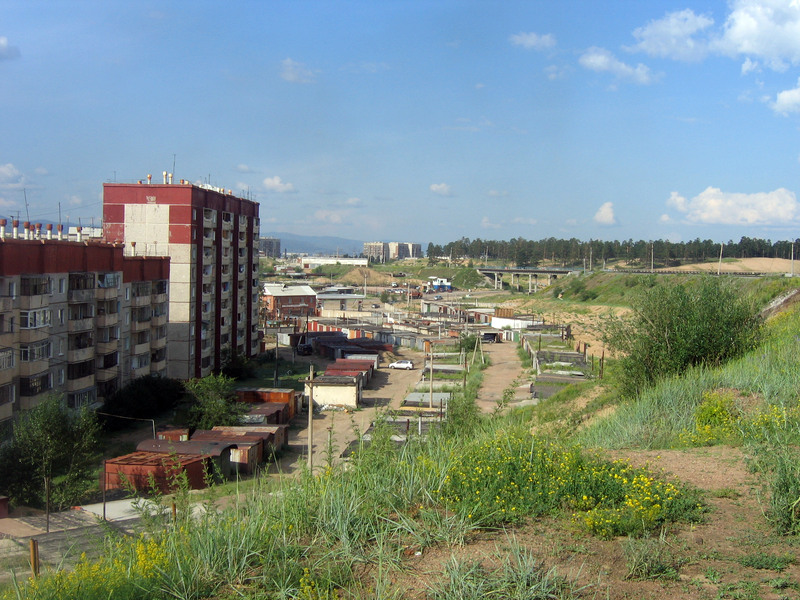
left=603, top=277, right=762, bottom=396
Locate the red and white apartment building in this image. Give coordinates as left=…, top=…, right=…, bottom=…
left=103, top=177, right=260, bottom=380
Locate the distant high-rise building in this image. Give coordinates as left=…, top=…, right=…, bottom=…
left=103, top=179, right=260, bottom=380
left=363, top=241, right=389, bottom=262
left=259, top=237, right=281, bottom=258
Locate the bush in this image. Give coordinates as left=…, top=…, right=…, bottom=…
left=603, top=277, right=762, bottom=396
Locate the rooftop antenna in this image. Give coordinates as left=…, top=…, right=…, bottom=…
left=58, top=203, right=62, bottom=226
left=172, top=154, right=176, bottom=178
left=23, top=189, right=30, bottom=223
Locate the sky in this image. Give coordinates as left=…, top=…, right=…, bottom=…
left=2, top=1, right=800, bottom=247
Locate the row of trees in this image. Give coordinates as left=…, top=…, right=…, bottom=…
left=426, top=236, right=800, bottom=268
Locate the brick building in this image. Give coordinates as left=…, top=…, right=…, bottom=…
left=0, top=224, right=169, bottom=429
left=103, top=178, right=260, bottom=379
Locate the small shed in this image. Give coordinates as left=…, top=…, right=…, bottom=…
left=104, top=452, right=210, bottom=493
left=136, top=439, right=236, bottom=480
left=305, top=375, right=361, bottom=409
left=236, top=388, right=300, bottom=419
left=245, top=402, right=290, bottom=425
left=190, top=430, right=262, bottom=474
left=213, top=424, right=288, bottom=456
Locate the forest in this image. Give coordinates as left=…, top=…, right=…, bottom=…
left=424, top=235, right=800, bottom=267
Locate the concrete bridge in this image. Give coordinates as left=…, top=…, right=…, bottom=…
left=476, top=267, right=573, bottom=292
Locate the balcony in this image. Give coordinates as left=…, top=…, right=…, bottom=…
left=131, top=318, right=150, bottom=332
left=95, top=367, right=118, bottom=382
left=132, top=365, right=150, bottom=379
left=96, top=287, right=118, bottom=300
left=68, top=317, right=94, bottom=332
left=96, top=338, right=118, bottom=354
left=66, top=375, right=94, bottom=392
left=18, top=360, right=49, bottom=378
left=96, top=312, right=119, bottom=327
left=68, top=289, right=94, bottom=303
left=18, top=295, right=48, bottom=310
left=151, top=313, right=167, bottom=327
left=151, top=336, right=167, bottom=350
left=18, top=327, right=49, bottom=344
left=133, top=342, right=150, bottom=356
left=68, top=346, right=95, bottom=363
left=152, top=292, right=167, bottom=304
left=131, top=295, right=151, bottom=307
left=150, top=359, right=167, bottom=373
left=0, top=367, right=14, bottom=386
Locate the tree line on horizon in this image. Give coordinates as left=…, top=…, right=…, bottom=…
left=424, top=235, right=800, bottom=268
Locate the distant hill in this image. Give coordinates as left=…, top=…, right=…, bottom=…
left=262, top=232, right=365, bottom=256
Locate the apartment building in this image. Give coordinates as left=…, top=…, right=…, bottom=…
left=0, top=229, right=169, bottom=429
left=365, top=241, right=421, bottom=261
left=103, top=178, right=260, bottom=379
left=363, top=242, right=388, bottom=262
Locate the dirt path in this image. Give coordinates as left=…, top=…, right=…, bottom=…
left=474, top=340, right=530, bottom=413
left=273, top=347, right=425, bottom=474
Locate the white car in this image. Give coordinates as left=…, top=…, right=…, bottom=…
left=388, top=360, right=414, bottom=370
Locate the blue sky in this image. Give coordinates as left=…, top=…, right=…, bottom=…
left=2, top=1, right=800, bottom=246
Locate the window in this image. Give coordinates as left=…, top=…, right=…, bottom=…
left=20, top=309, right=51, bottom=329
left=8, top=282, right=15, bottom=298
left=0, top=383, right=14, bottom=406
left=131, top=353, right=150, bottom=370
left=58, top=308, right=65, bottom=325
left=67, top=359, right=94, bottom=380
left=20, top=372, right=52, bottom=396
left=97, top=352, right=118, bottom=369
left=97, top=273, right=119, bottom=288
left=67, top=388, right=96, bottom=409
left=0, top=348, right=14, bottom=369
left=68, top=273, right=94, bottom=291
left=68, top=332, right=93, bottom=351
left=20, top=340, right=51, bottom=362
left=58, top=369, right=64, bottom=385
left=132, top=281, right=151, bottom=297
left=20, top=276, right=51, bottom=296
left=59, top=278, right=66, bottom=294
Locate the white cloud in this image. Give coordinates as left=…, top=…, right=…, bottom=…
left=0, top=37, right=20, bottom=61
left=263, top=176, right=295, bottom=193
left=713, top=0, right=800, bottom=71
left=579, top=47, right=657, bottom=84
left=668, top=186, right=800, bottom=225
left=0, top=197, right=16, bottom=208
left=235, top=164, right=253, bottom=173
left=68, top=195, right=82, bottom=206
left=481, top=216, right=502, bottom=229
left=659, top=214, right=673, bottom=223
left=341, top=61, right=389, bottom=74
left=593, top=201, right=616, bottom=225
left=741, top=57, right=760, bottom=74
left=345, top=197, right=361, bottom=206
left=0, top=163, right=24, bottom=190
left=280, top=58, right=316, bottom=83
left=314, top=209, right=343, bottom=224
left=512, top=217, right=537, bottom=225
left=487, top=189, right=508, bottom=197
left=509, top=32, right=556, bottom=50
left=430, top=183, right=452, bottom=196
left=627, top=9, right=714, bottom=61
left=545, top=64, right=569, bottom=80
left=771, top=77, right=800, bottom=115
left=475, top=83, right=485, bottom=90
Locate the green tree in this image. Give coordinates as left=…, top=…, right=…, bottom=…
left=0, top=395, right=100, bottom=511
left=185, top=373, right=247, bottom=430
left=604, top=277, right=762, bottom=396
left=101, top=375, right=185, bottom=429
